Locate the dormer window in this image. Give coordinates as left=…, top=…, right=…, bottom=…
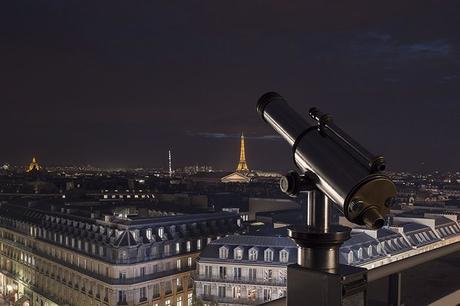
left=175, top=242, right=180, bottom=253
left=234, top=247, right=243, bottom=260
left=219, top=246, right=229, bottom=259
left=158, top=227, right=164, bottom=239
left=347, top=251, right=354, bottom=264
left=264, top=248, right=274, bottom=262
left=249, top=248, right=258, bottom=261
left=146, top=228, right=152, bottom=240
left=279, top=249, right=289, bottom=263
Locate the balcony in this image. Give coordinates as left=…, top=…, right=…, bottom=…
left=200, top=294, right=264, bottom=305
left=195, top=275, right=287, bottom=287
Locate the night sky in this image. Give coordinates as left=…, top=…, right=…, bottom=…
left=1, top=1, right=459, bottom=172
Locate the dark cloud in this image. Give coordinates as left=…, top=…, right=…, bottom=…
left=187, top=132, right=281, bottom=141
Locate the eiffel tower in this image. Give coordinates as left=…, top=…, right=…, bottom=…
left=26, top=157, right=41, bottom=172
left=236, top=133, right=249, bottom=172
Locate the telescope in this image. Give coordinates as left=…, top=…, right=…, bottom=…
left=257, top=92, right=397, bottom=305
left=257, top=92, right=396, bottom=229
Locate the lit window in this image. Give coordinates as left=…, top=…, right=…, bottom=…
left=279, top=249, right=289, bottom=263
left=176, top=242, right=180, bottom=253
left=186, top=241, right=191, bottom=252
left=264, top=249, right=274, bottom=262
left=177, top=296, right=182, bottom=306
left=176, top=259, right=181, bottom=270
left=188, top=257, right=192, bottom=267
left=249, top=248, right=258, bottom=261
left=146, top=229, right=152, bottom=240
left=234, top=247, right=243, bottom=260
left=219, top=246, right=229, bottom=259
left=158, top=227, right=164, bottom=239
left=197, top=239, right=202, bottom=250
left=165, top=299, right=171, bottom=306
left=188, top=293, right=193, bottom=305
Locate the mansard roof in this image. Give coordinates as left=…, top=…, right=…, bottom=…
left=199, top=235, right=297, bottom=265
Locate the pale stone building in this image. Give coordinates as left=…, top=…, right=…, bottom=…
left=194, top=236, right=297, bottom=305
left=0, top=201, right=240, bottom=306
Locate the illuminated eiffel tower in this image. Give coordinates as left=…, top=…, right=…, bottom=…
left=26, top=157, right=41, bottom=172
left=236, top=133, right=249, bottom=172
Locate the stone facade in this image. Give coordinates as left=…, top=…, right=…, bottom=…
left=0, top=202, right=240, bottom=306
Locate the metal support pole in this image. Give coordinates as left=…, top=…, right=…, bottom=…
left=306, top=190, right=330, bottom=230
left=388, top=273, right=402, bottom=306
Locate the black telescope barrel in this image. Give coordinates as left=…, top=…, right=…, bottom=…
left=257, top=92, right=313, bottom=146
left=309, top=107, right=386, bottom=172
left=257, top=92, right=397, bottom=229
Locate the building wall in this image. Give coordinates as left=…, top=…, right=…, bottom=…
left=195, top=261, right=287, bottom=305
left=0, top=227, right=197, bottom=306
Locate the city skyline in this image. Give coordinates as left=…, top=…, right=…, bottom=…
left=1, top=2, right=460, bottom=172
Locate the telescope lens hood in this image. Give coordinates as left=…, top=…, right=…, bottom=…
left=257, top=92, right=282, bottom=118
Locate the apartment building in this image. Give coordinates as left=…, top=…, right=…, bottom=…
left=0, top=201, right=240, bottom=306
left=194, top=236, right=297, bottom=305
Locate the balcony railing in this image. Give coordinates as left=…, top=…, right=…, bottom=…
left=195, top=275, right=287, bottom=287
left=200, top=294, right=265, bottom=305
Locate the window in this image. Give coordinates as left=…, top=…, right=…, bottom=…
left=146, top=228, right=152, bottom=240
left=186, top=241, right=191, bottom=252
left=197, top=239, right=201, bottom=250
left=264, top=248, right=274, bottom=262
left=139, top=287, right=147, bottom=301
left=249, top=248, right=258, bottom=261
left=219, top=266, right=227, bottom=279
left=205, top=266, right=213, bottom=278
left=176, top=259, right=181, bottom=270
left=279, top=269, right=287, bottom=283
left=165, top=281, right=172, bottom=294
left=176, top=242, right=180, bottom=253
left=233, top=286, right=241, bottom=299
left=204, top=284, right=211, bottom=296
left=347, top=251, right=354, bottom=264
left=119, top=272, right=126, bottom=279
left=152, top=284, right=160, bottom=298
left=233, top=267, right=241, bottom=280
left=158, top=227, right=164, bottom=239
left=118, top=290, right=126, bottom=303
left=176, top=278, right=182, bottom=288
left=249, top=268, right=256, bottom=281
left=188, top=257, right=192, bottom=267
left=234, top=247, right=243, bottom=260
left=218, top=286, right=226, bottom=298
left=264, top=269, right=273, bottom=281
left=140, top=267, right=145, bottom=277
left=188, top=292, right=193, bottom=305
left=177, top=296, right=182, bottom=306
left=279, top=249, right=289, bottom=263
left=219, top=246, right=229, bottom=259
left=263, top=288, right=272, bottom=301
left=165, top=299, right=171, bottom=306
left=164, top=244, right=170, bottom=256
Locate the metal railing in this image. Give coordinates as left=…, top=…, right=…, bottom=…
left=195, top=275, right=287, bottom=287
